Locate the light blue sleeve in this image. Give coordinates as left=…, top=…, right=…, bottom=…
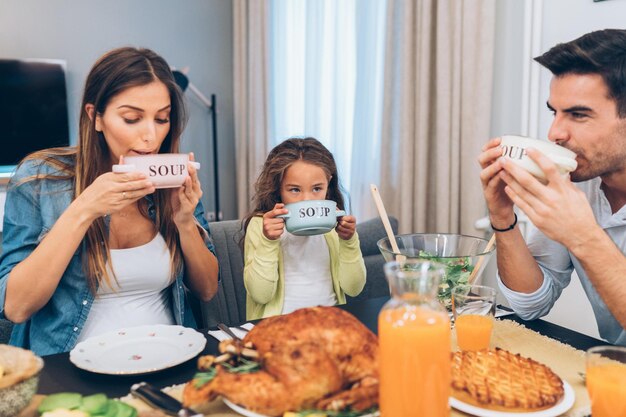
left=496, top=223, right=573, bottom=320
left=192, top=199, right=216, bottom=256
left=0, top=162, right=45, bottom=320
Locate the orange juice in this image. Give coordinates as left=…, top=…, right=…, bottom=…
left=455, top=314, right=493, bottom=351
left=587, top=363, right=626, bottom=417
left=379, top=305, right=451, bottom=417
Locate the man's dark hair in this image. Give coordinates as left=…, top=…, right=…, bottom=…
left=534, top=29, right=626, bottom=117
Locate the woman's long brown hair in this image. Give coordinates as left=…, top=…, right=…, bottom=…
left=20, top=47, right=188, bottom=293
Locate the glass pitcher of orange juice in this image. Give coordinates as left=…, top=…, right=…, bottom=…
left=379, top=259, right=451, bottom=417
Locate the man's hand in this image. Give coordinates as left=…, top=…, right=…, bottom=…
left=478, top=137, right=517, bottom=229
left=499, top=147, right=597, bottom=249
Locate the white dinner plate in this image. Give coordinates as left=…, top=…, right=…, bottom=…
left=223, top=398, right=380, bottom=417
left=449, top=380, right=575, bottom=417
left=69, top=324, right=206, bottom=375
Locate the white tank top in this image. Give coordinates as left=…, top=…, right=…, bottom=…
left=77, top=233, right=175, bottom=342
left=281, top=232, right=337, bottom=315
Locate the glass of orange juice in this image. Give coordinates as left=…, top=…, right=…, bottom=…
left=586, top=346, right=626, bottom=417
left=451, top=284, right=496, bottom=351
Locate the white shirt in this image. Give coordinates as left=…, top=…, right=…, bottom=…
left=281, top=232, right=337, bottom=314
left=77, top=233, right=175, bottom=342
left=497, top=177, right=626, bottom=346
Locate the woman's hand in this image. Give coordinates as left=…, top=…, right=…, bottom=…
left=336, top=214, right=356, bottom=240
left=75, top=163, right=155, bottom=220
left=172, top=153, right=203, bottom=228
left=263, top=203, right=288, bottom=240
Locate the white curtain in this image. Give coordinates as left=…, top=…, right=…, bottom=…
left=270, top=0, right=387, bottom=220
left=236, top=0, right=495, bottom=231
left=233, top=0, right=272, bottom=218
left=380, top=0, right=496, bottom=234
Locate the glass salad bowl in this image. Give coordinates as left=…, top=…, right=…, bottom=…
left=377, top=233, right=495, bottom=310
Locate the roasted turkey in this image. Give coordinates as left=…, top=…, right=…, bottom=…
left=183, top=306, right=379, bottom=416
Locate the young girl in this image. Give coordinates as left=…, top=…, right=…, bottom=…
left=243, top=137, right=366, bottom=319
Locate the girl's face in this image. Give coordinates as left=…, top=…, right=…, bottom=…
left=93, top=81, right=172, bottom=164
left=280, top=160, right=330, bottom=204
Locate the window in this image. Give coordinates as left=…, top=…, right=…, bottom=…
left=269, top=0, right=387, bottom=218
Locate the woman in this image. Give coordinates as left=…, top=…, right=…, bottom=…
left=0, top=47, right=219, bottom=356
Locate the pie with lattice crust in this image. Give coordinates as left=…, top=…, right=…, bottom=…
left=451, top=348, right=564, bottom=412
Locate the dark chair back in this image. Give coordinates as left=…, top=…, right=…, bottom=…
left=347, top=216, right=399, bottom=302
left=202, top=216, right=398, bottom=326
left=203, top=219, right=247, bottom=326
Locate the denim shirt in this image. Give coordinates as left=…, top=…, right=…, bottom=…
left=0, top=157, right=216, bottom=356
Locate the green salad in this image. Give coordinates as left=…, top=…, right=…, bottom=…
left=416, top=250, right=474, bottom=309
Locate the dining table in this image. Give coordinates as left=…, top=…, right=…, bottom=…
left=35, top=295, right=609, bottom=400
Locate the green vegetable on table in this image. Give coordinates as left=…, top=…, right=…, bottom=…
left=193, top=368, right=217, bottom=388
left=193, top=357, right=261, bottom=388
left=416, top=250, right=474, bottom=308
left=80, top=394, right=109, bottom=415
left=38, top=393, right=137, bottom=417
left=38, top=393, right=83, bottom=413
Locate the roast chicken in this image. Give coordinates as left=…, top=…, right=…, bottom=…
left=183, top=306, right=379, bottom=416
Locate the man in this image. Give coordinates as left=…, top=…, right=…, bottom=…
left=479, top=29, right=626, bottom=346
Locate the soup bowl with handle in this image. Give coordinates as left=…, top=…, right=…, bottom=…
left=278, top=200, right=346, bottom=236
left=112, top=153, right=201, bottom=189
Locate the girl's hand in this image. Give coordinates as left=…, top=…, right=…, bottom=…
left=76, top=157, right=155, bottom=219
left=263, top=203, right=288, bottom=240
left=173, top=153, right=203, bottom=228
left=336, top=214, right=356, bottom=240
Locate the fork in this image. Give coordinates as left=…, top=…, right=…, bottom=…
left=217, top=323, right=243, bottom=342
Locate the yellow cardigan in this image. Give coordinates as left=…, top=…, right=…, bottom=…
left=243, top=216, right=366, bottom=320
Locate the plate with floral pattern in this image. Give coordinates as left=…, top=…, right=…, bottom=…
left=69, top=324, right=206, bottom=375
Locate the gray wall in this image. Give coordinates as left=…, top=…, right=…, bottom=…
left=490, top=0, right=525, bottom=139
left=0, top=0, right=237, bottom=220
left=536, top=0, right=626, bottom=140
